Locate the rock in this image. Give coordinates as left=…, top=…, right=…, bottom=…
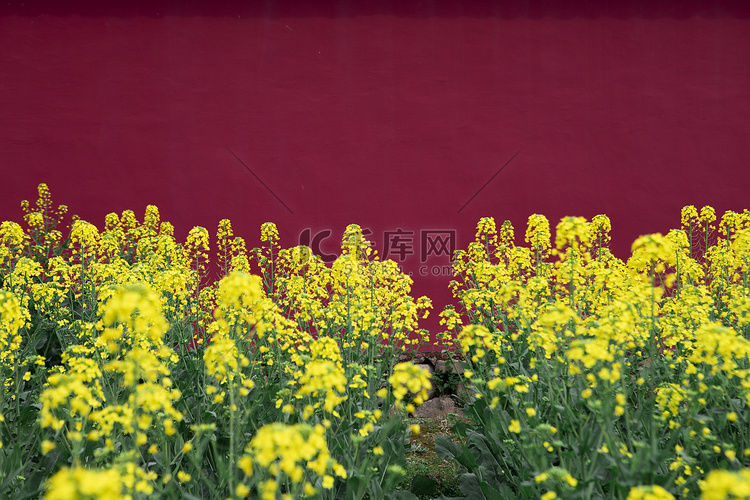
left=415, top=363, right=434, bottom=373
left=435, top=358, right=464, bottom=375
left=413, top=395, right=462, bottom=419
left=412, top=355, right=430, bottom=366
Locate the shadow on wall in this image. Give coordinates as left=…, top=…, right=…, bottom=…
left=1, top=0, right=749, bottom=20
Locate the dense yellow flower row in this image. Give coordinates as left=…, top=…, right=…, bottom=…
left=443, top=207, right=750, bottom=499
left=8, top=184, right=750, bottom=499
left=1, top=185, right=434, bottom=499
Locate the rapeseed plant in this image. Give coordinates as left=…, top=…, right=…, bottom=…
left=440, top=209, right=750, bottom=499
left=8, top=183, right=750, bottom=500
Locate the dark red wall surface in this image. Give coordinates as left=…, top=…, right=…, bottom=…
left=2, top=1, right=750, bottom=342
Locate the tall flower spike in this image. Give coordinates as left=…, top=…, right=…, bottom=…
left=342, top=224, right=370, bottom=259
left=475, top=217, right=498, bottom=246
left=260, top=222, right=280, bottom=246
left=525, top=214, right=551, bottom=260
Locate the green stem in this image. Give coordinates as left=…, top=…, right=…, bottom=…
left=229, top=377, right=236, bottom=498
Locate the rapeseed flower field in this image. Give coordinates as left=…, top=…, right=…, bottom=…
left=1, top=185, right=430, bottom=499
left=1, top=184, right=750, bottom=499
left=438, top=210, right=750, bottom=499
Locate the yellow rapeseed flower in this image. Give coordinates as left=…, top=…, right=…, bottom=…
left=626, top=485, right=675, bottom=500
left=44, top=466, right=124, bottom=500
left=699, top=469, right=750, bottom=500
left=508, top=419, right=521, bottom=434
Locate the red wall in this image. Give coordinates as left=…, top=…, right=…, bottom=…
left=2, top=1, right=750, bottom=342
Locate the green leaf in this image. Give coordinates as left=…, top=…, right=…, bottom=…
left=345, top=474, right=367, bottom=500
left=43, top=447, right=63, bottom=472
left=451, top=418, right=471, bottom=438
left=467, top=433, right=501, bottom=469
left=485, top=479, right=515, bottom=499
left=393, top=490, right=421, bottom=500
left=180, top=493, right=205, bottom=500
left=435, top=435, right=478, bottom=471
left=370, top=476, right=384, bottom=499
left=435, top=435, right=462, bottom=460
left=0, top=464, right=26, bottom=494
left=478, top=476, right=507, bottom=500
left=410, top=474, right=437, bottom=497
left=459, top=473, right=486, bottom=499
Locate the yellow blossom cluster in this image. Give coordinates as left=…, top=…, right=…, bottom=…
left=44, top=466, right=126, bottom=500
left=626, top=484, right=675, bottom=500
left=0, top=290, right=29, bottom=368
left=442, top=207, right=750, bottom=499
left=19, top=184, right=750, bottom=499
left=1, top=185, right=442, bottom=499
left=387, top=361, right=432, bottom=412
left=699, top=468, right=750, bottom=500
left=237, top=422, right=347, bottom=499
